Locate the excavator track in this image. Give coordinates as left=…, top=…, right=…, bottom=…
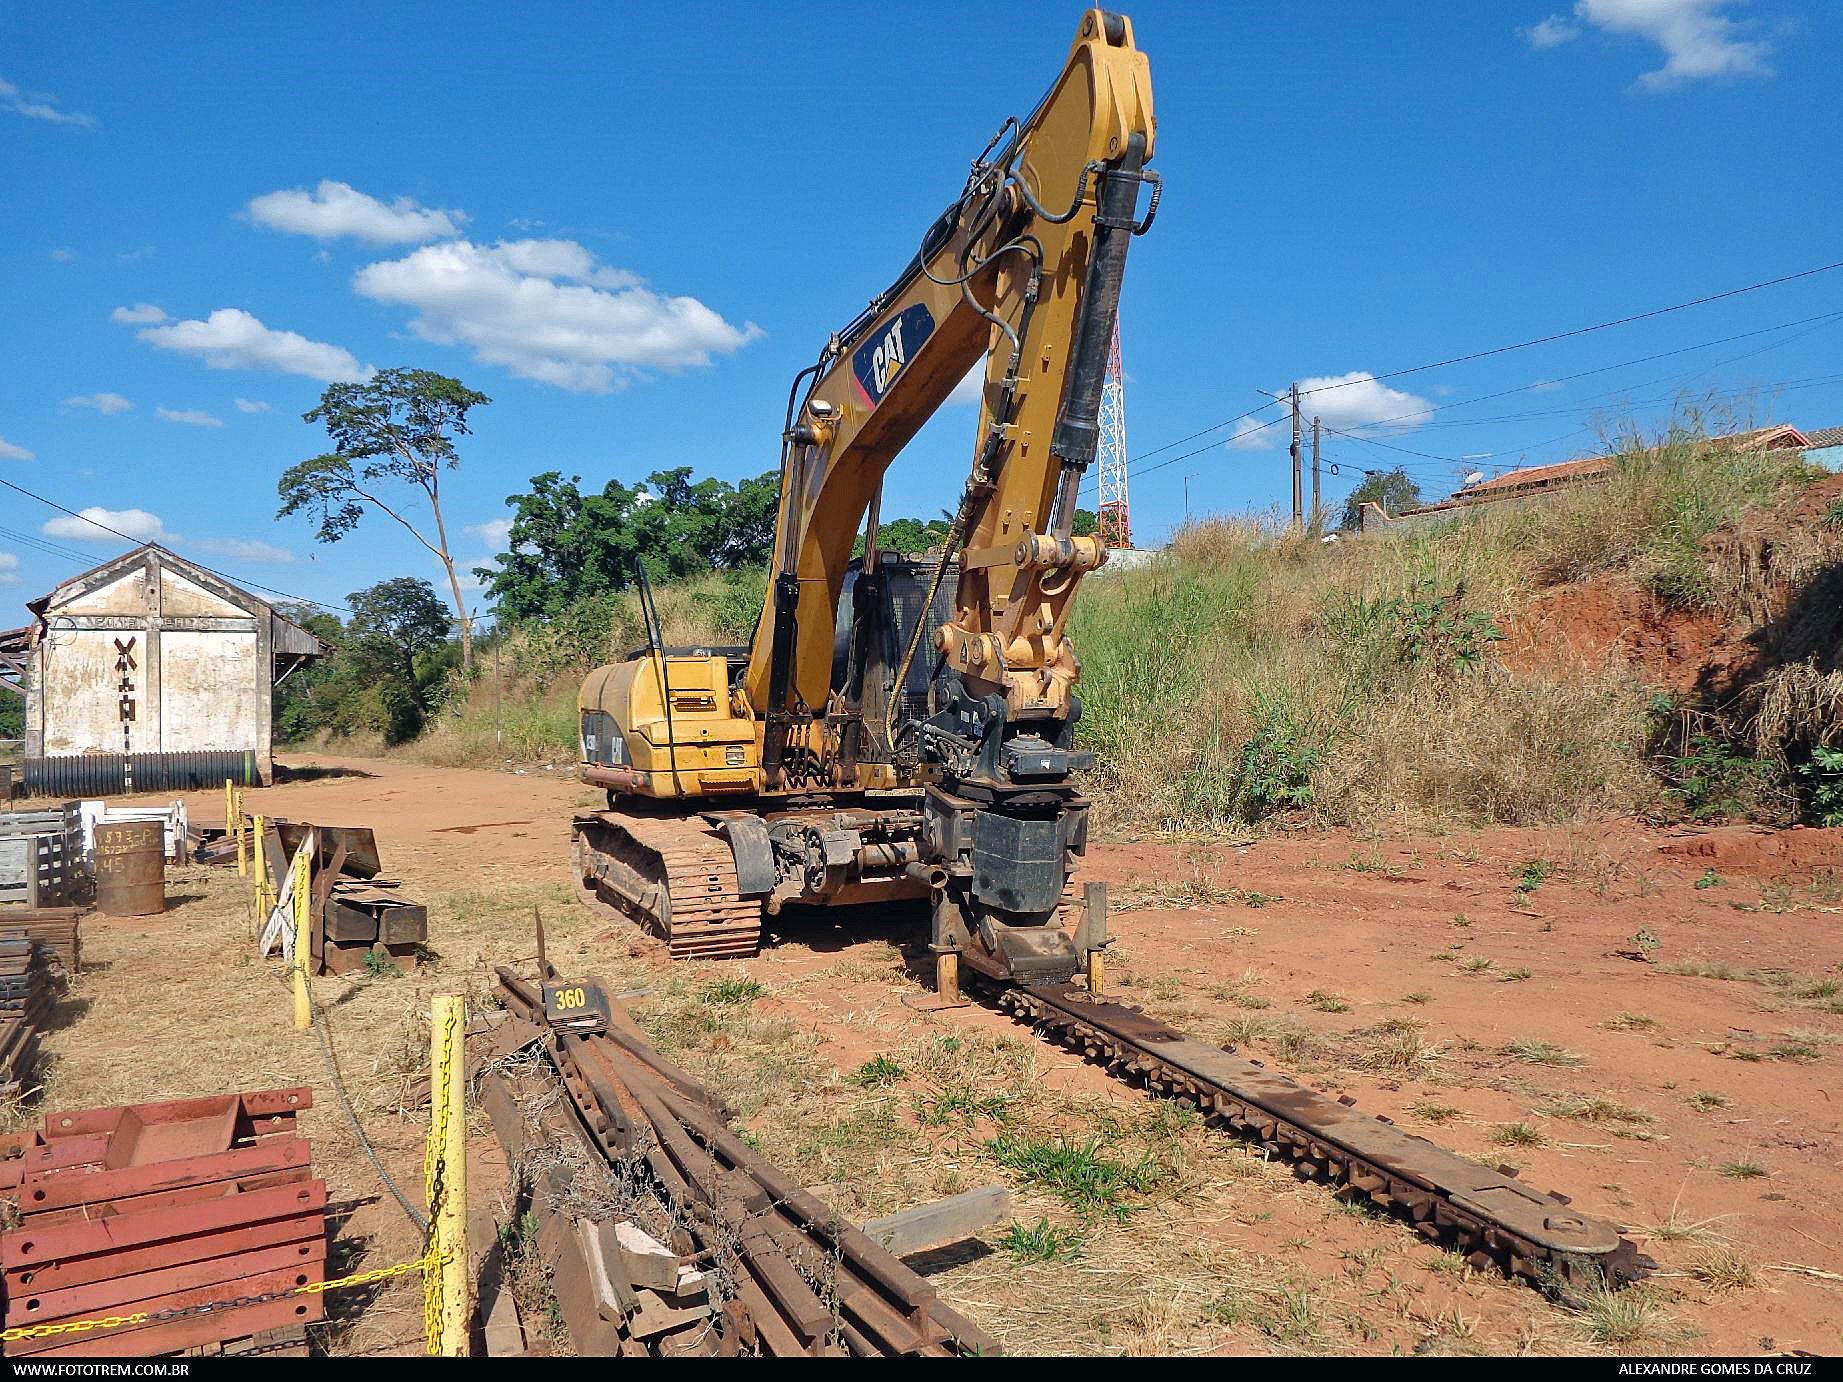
left=572, top=811, right=763, bottom=961
left=992, top=981, right=1643, bottom=1287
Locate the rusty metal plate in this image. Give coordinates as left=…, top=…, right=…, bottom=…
left=2, top=1180, right=326, bottom=1269
left=22, top=1291, right=324, bottom=1359
left=19, top=1140, right=311, bottom=1214
left=11, top=1239, right=326, bottom=1325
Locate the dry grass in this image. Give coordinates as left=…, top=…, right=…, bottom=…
left=26, top=863, right=636, bottom=1356
left=1071, top=418, right=1828, bottom=836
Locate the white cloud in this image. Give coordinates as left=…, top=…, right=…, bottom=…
left=0, top=551, right=18, bottom=583
left=233, top=398, right=273, bottom=414
left=155, top=406, right=226, bottom=429
left=1225, top=373, right=1434, bottom=451
left=110, top=303, right=169, bottom=325
left=63, top=392, right=133, bottom=415
left=49, top=247, right=74, bottom=263
left=353, top=238, right=761, bottom=393
left=246, top=180, right=467, bottom=245
left=1225, top=415, right=1285, bottom=450
left=1530, top=378, right=1564, bottom=392
left=1522, top=14, right=1582, bottom=47
left=466, top=518, right=514, bottom=551
left=134, top=308, right=372, bottom=383
left=0, top=75, right=95, bottom=127
left=0, top=435, right=34, bottom=461
left=1539, top=1, right=1777, bottom=89
left=193, top=537, right=294, bottom=564
left=117, top=245, right=154, bottom=263
left=43, top=507, right=169, bottom=544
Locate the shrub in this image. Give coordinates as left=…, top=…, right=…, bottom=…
left=1798, top=745, right=1843, bottom=827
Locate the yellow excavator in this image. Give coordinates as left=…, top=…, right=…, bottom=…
left=574, top=9, right=1158, bottom=997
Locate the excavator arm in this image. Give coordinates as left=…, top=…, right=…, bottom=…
left=745, top=9, right=1156, bottom=765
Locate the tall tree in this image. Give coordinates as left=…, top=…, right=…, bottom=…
left=1339, top=467, right=1422, bottom=532
left=279, top=368, right=490, bottom=670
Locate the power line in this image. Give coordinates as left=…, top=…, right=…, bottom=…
left=0, top=474, right=351, bottom=615
left=1321, top=369, right=1843, bottom=466
left=1301, top=257, right=1843, bottom=401
left=1117, top=256, right=1843, bottom=474
left=1120, top=306, right=1843, bottom=499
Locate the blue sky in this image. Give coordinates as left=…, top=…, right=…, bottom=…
left=3, top=0, right=1839, bottom=619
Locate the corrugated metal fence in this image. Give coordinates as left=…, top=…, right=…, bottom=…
left=21, top=750, right=260, bottom=798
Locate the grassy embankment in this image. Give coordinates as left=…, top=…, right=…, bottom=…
left=399, top=427, right=1836, bottom=832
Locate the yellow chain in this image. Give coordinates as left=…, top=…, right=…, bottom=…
left=422, top=1003, right=459, bottom=1355
left=0, top=1248, right=447, bottom=1343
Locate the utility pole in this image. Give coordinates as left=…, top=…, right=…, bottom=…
left=1310, top=416, right=1322, bottom=536
left=1289, top=383, right=1303, bottom=531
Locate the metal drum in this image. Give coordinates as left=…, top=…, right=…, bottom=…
left=94, top=819, right=166, bottom=916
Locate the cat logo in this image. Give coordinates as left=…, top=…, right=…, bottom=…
left=851, top=303, right=935, bottom=409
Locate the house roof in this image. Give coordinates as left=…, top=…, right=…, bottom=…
left=1805, top=425, right=1843, bottom=449
left=1462, top=455, right=1613, bottom=497
left=1453, top=424, right=1814, bottom=503
left=23, top=544, right=328, bottom=659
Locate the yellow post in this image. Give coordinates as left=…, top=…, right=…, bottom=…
left=425, top=995, right=469, bottom=1356
left=292, top=832, right=312, bottom=1031
left=1087, top=948, right=1105, bottom=997
left=235, top=789, right=247, bottom=878
left=252, top=813, right=267, bottom=917
left=224, top=778, right=233, bottom=835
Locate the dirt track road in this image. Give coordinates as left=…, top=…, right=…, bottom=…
left=138, top=754, right=1843, bottom=1355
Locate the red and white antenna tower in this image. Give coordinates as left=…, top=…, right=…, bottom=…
left=1096, top=321, right=1131, bottom=549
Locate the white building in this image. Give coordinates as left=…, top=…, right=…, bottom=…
left=12, top=545, right=325, bottom=793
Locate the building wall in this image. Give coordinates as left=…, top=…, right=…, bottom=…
left=29, top=551, right=274, bottom=778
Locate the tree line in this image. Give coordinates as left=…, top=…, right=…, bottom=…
left=274, top=366, right=1060, bottom=744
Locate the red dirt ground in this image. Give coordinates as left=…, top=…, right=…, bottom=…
left=153, top=758, right=1843, bottom=1355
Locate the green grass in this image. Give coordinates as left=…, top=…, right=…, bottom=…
left=986, top=1133, right=1168, bottom=1222
left=701, top=977, right=763, bottom=1005
left=848, top=1055, right=905, bottom=1088
left=996, top=1218, right=1084, bottom=1264
left=1718, top=1159, right=1769, bottom=1180
left=1304, top=989, right=1349, bottom=1013
left=913, top=1088, right=1013, bottom=1129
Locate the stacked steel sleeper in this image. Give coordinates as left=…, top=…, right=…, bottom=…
left=0, top=938, right=52, bottom=1095
left=0, top=1087, right=326, bottom=1358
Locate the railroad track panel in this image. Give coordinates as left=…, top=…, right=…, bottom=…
left=998, top=983, right=1642, bottom=1286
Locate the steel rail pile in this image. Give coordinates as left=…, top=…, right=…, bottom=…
left=0, top=910, right=81, bottom=981
left=0, top=937, right=53, bottom=1095
left=492, top=965, right=1000, bottom=1358
left=995, top=982, right=1642, bottom=1284
left=0, top=1087, right=327, bottom=1358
